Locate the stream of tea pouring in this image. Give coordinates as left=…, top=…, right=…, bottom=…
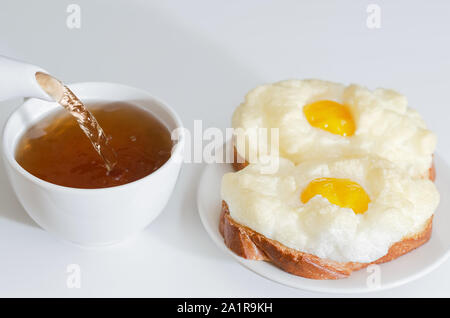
left=0, top=55, right=116, bottom=172
left=34, top=72, right=118, bottom=172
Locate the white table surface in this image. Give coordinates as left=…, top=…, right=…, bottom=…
left=0, top=0, right=449, bottom=297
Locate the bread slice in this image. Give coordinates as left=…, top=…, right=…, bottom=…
left=232, top=145, right=436, bottom=181
left=220, top=201, right=433, bottom=279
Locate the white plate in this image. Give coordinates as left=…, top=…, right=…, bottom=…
left=197, top=152, right=450, bottom=294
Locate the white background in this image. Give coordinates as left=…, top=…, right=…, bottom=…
left=0, top=0, right=449, bottom=297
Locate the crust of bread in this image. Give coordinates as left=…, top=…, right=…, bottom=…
left=232, top=145, right=250, bottom=172
left=233, top=145, right=436, bottom=181
left=220, top=201, right=433, bottom=279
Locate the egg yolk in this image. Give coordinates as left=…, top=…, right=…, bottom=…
left=301, top=178, right=370, bottom=214
left=303, top=100, right=355, bottom=136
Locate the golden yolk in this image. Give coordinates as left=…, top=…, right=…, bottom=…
left=301, top=178, right=370, bottom=214
left=303, top=100, right=355, bottom=137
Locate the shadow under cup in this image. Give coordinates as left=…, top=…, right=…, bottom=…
left=2, top=82, right=184, bottom=246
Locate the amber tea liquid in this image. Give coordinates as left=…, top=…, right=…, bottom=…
left=15, top=101, right=173, bottom=189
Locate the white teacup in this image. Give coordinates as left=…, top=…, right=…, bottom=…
left=2, top=82, right=184, bottom=246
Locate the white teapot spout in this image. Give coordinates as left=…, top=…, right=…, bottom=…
left=0, top=55, right=55, bottom=102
